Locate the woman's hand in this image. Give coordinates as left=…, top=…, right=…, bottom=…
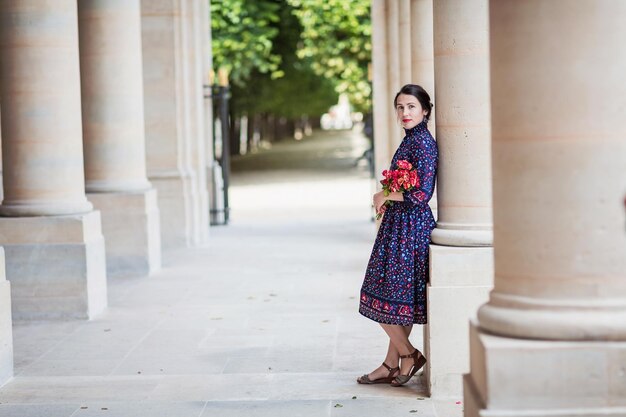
left=373, top=191, right=387, bottom=215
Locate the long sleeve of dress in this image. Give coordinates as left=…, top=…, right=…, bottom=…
left=402, top=137, right=437, bottom=206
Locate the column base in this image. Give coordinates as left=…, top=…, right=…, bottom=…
left=431, top=223, right=493, bottom=247
left=0, top=248, right=13, bottom=387
left=149, top=171, right=197, bottom=250
left=425, top=244, right=493, bottom=397
left=88, top=189, right=161, bottom=278
left=0, top=212, right=107, bottom=320
left=464, top=321, right=626, bottom=417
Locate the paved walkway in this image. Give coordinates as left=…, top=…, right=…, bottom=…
left=0, top=129, right=462, bottom=416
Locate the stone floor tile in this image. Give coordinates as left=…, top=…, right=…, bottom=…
left=0, top=376, right=162, bottom=403
left=18, top=359, right=121, bottom=377
left=200, top=400, right=330, bottom=417
left=71, top=401, right=207, bottom=417
left=329, top=397, right=436, bottom=417
left=0, top=404, right=80, bottom=417
left=148, top=374, right=274, bottom=401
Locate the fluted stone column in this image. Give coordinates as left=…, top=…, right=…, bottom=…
left=0, top=248, right=12, bottom=386
left=424, top=0, right=493, bottom=397
left=0, top=0, right=107, bottom=319
left=465, top=2, right=626, bottom=415
left=141, top=0, right=208, bottom=249
left=78, top=0, right=161, bottom=278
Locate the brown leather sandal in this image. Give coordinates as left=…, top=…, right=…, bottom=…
left=391, top=349, right=426, bottom=387
left=356, top=362, right=400, bottom=384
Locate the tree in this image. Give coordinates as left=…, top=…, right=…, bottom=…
left=287, top=0, right=372, bottom=112
left=211, top=0, right=283, bottom=86
left=230, top=1, right=337, bottom=120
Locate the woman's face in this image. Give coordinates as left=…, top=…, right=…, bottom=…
left=395, top=94, right=428, bottom=129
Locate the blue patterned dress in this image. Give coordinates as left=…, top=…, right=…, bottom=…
left=359, top=120, right=438, bottom=326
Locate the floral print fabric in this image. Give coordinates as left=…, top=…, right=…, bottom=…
left=359, top=121, right=438, bottom=325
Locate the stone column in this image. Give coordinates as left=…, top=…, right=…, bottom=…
left=0, top=0, right=107, bottom=319
left=431, top=0, right=492, bottom=247
left=465, top=2, right=626, bottom=415
left=0, top=248, right=12, bottom=386
left=409, top=0, right=437, bottom=218
left=385, top=0, right=403, bottom=152
left=410, top=0, right=435, bottom=137
left=398, top=0, right=412, bottom=85
left=371, top=0, right=393, bottom=178
left=141, top=0, right=206, bottom=249
left=78, top=0, right=161, bottom=277
left=187, top=0, right=209, bottom=245
left=201, top=0, right=220, bottom=226
left=424, top=0, right=493, bottom=397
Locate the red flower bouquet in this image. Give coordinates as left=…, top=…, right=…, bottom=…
left=377, top=160, right=420, bottom=219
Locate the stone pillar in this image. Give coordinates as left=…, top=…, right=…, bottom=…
left=398, top=0, right=412, bottom=86
left=424, top=0, right=493, bottom=397
left=141, top=0, right=207, bottom=249
left=0, top=248, right=12, bottom=386
left=430, top=0, right=492, bottom=247
left=409, top=0, right=437, bottom=218
left=385, top=0, right=403, bottom=152
left=187, top=0, right=209, bottom=246
left=465, top=2, right=626, bottom=415
left=410, top=0, right=435, bottom=137
left=371, top=0, right=393, bottom=178
left=201, top=0, right=219, bottom=226
left=78, top=0, right=161, bottom=277
left=0, top=0, right=107, bottom=319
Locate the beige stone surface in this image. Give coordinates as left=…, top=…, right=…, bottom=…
left=0, top=0, right=92, bottom=216
left=0, top=213, right=107, bottom=320
left=186, top=0, right=209, bottom=246
left=79, top=0, right=151, bottom=193
left=477, top=0, right=626, bottom=341
left=398, top=0, right=412, bottom=85
left=77, top=0, right=163, bottom=277
left=410, top=0, right=436, bottom=137
left=141, top=0, right=208, bottom=249
left=425, top=245, right=492, bottom=398
left=0, top=248, right=13, bottom=387
left=371, top=0, right=394, bottom=177
left=88, top=189, right=161, bottom=278
left=465, top=322, right=626, bottom=416
left=430, top=0, right=492, bottom=247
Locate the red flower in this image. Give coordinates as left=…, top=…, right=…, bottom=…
left=376, top=161, right=421, bottom=220
left=396, top=160, right=412, bottom=170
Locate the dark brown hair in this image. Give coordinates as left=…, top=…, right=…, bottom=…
left=393, top=84, right=433, bottom=121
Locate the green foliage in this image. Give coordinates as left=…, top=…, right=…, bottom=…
left=211, top=0, right=283, bottom=86
left=211, top=0, right=371, bottom=116
left=230, top=0, right=338, bottom=118
left=287, top=0, right=372, bottom=112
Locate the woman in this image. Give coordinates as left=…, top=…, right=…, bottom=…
left=357, top=84, right=437, bottom=387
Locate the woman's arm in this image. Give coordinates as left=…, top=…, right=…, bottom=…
left=373, top=191, right=404, bottom=215
left=403, top=140, right=438, bottom=206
